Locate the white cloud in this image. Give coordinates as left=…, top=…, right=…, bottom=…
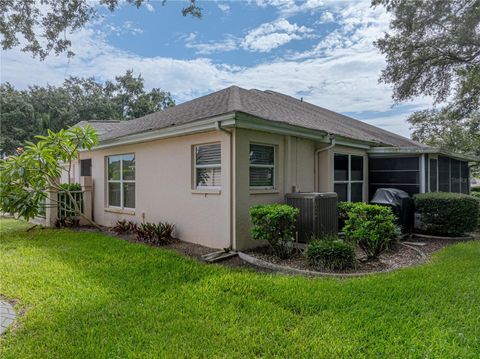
left=145, top=3, right=155, bottom=12
left=105, top=20, right=143, bottom=36
left=217, top=3, right=231, bottom=15
left=242, top=19, right=315, bottom=52
left=253, top=0, right=325, bottom=16
left=181, top=19, right=314, bottom=54
left=319, top=10, right=334, bottom=23
left=182, top=32, right=238, bottom=55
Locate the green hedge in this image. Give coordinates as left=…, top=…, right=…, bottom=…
left=343, top=203, right=399, bottom=259
left=249, top=204, right=299, bottom=259
left=471, top=187, right=480, bottom=193
left=304, top=235, right=355, bottom=270
left=414, top=192, right=479, bottom=236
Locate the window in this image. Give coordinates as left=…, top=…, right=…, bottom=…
left=107, top=154, right=135, bottom=209
left=249, top=144, right=275, bottom=188
left=334, top=154, right=364, bottom=202
left=194, top=143, right=221, bottom=189
left=80, top=159, right=92, bottom=176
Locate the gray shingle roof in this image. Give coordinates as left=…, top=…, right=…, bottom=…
left=78, top=86, right=425, bottom=148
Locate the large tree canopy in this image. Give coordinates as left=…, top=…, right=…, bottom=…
left=0, top=0, right=201, bottom=59
left=374, top=0, right=480, bottom=166
left=0, top=70, right=175, bottom=154
left=373, top=0, right=480, bottom=108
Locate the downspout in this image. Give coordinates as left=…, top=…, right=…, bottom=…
left=314, top=135, right=336, bottom=192
left=215, top=121, right=234, bottom=250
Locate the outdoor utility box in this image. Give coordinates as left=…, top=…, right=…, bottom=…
left=370, top=188, right=414, bottom=233
left=285, top=192, right=338, bottom=243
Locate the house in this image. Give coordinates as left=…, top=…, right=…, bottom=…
left=71, top=86, right=477, bottom=250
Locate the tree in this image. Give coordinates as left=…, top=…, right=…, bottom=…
left=113, top=70, right=175, bottom=119
left=0, top=126, right=99, bottom=226
left=0, top=70, right=175, bottom=154
left=373, top=0, right=480, bottom=109
left=374, top=0, right=480, bottom=167
left=0, top=0, right=201, bottom=59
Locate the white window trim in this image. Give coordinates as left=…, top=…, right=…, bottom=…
left=193, top=143, right=222, bottom=190
left=249, top=143, right=276, bottom=190
left=333, top=153, right=365, bottom=202
left=106, top=154, right=135, bottom=210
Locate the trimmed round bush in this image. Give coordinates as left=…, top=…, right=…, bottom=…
left=305, top=236, right=355, bottom=271
left=249, top=204, right=299, bottom=259
left=414, top=192, right=479, bottom=236
left=343, top=203, right=399, bottom=259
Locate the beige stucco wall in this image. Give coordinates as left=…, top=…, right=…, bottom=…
left=79, top=131, right=232, bottom=249
left=76, top=126, right=369, bottom=251
left=233, top=129, right=329, bottom=250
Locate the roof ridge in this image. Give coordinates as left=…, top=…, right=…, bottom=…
left=227, top=85, right=242, bottom=112
left=262, top=90, right=422, bottom=147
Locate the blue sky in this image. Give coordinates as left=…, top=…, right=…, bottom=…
left=0, top=0, right=432, bottom=137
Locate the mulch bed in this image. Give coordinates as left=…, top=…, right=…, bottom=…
left=242, top=235, right=477, bottom=274
left=73, top=226, right=479, bottom=275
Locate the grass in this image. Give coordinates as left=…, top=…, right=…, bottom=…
left=1, top=218, right=479, bottom=358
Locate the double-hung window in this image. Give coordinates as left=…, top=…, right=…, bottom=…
left=194, top=143, right=221, bottom=189
left=107, top=154, right=135, bottom=209
left=249, top=144, right=275, bottom=189
left=334, top=153, right=364, bottom=202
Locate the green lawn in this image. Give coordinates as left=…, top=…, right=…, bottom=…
left=1, top=218, right=479, bottom=358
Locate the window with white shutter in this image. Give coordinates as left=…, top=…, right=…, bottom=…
left=249, top=144, right=275, bottom=189
left=194, top=143, right=221, bottom=189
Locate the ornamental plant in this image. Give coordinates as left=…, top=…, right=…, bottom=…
left=134, top=222, right=175, bottom=245
left=304, top=235, right=356, bottom=271
left=0, top=126, right=98, bottom=227
left=414, top=192, right=479, bottom=236
left=249, top=204, right=300, bottom=259
left=343, top=203, right=399, bottom=259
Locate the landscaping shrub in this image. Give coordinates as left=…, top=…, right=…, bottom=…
left=337, top=201, right=357, bottom=230
left=249, top=204, right=300, bottom=259
left=343, top=203, right=399, bottom=259
left=135, top=222, right=175, bottom=245
left=471, top=187, right=480, bottom=193
left=112, top=220, right=138, bottom=234
left=414, top=192, right=479, bottom=236
left=304, top=235, right=355, bottom=270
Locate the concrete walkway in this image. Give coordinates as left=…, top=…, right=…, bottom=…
left=0, top=300, right=16, bottom=335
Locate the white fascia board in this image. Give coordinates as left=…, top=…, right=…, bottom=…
left=368, top=146, right=479, bottom=162
left=234, top=115, right=328, bottom=141
left=83, top=113, right=236, bottom=151
left=234, top=114, right=374, bottom=149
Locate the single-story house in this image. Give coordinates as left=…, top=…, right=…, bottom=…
left=71, top=86, right=477, bottom=250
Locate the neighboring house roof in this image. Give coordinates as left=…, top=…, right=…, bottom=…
left=76, top=85, right=426, bottom=148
